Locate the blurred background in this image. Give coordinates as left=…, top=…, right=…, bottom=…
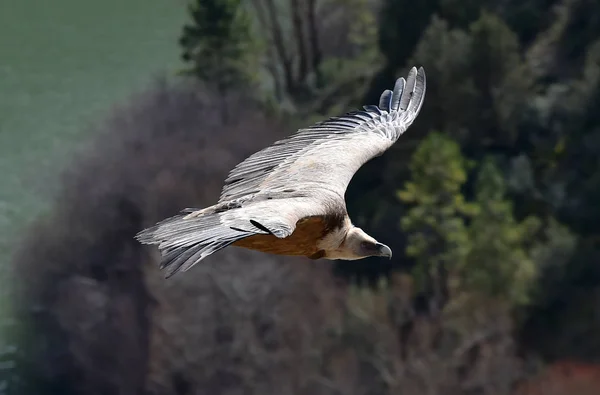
left=1, top=0, right=600, bottom=394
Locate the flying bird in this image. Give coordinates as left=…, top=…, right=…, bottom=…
left=136, top=66, right=426, bottom=278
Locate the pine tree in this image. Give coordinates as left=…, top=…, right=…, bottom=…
left=399, top=134, right=542, bottom=309
left=398, top=132, right=477, bottom=311
left=462, top=158, right=540, bottom=305
left=179, top=0, right=262, bottom=121
left=467, top=12, right=533, bottom=153
left=407, top=13, right=533, bottom=155
left=407, top=16, right=476, bottom=139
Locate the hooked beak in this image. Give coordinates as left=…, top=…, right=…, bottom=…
left=376, top=243, right=392, bottom=259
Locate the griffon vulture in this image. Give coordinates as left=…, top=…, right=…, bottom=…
left=136, top=66, right=427, bottom=278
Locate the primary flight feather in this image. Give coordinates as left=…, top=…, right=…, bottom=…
left=136, top=66, right=427, bottom=278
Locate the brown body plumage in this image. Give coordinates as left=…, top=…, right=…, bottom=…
left=233, top=214, right=345, bottom=258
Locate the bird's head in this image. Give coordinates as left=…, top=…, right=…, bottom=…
left=329, top=227, right=392, bottom=260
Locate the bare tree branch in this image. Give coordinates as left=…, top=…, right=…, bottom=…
left=307, top=0, right=323, bottom=88
left=262, top=0, right=295, bottom=93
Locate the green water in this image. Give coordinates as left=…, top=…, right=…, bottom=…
left=0, top=0, right=185, bottom=261
left=0, top=0, right=186, bottom=387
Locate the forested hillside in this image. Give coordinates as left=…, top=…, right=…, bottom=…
left=6, top=0, right=600, bottom=394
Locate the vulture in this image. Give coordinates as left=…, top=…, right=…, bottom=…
left=136, top=66, right=427, bottom=278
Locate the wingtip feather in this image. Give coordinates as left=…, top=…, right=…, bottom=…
left=412, top=66, right=427, bottom=114
left=378, top=89, right=393, bottom=112
left=382, top=66, right=427, bottom=116
left=390, top=78, right=406, bottom=112
left=399, top=67, right=418, bottom=111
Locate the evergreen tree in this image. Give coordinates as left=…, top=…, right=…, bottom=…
left=407, top=13, right=533, bottom=155
left=463, top=158, right=540, bottom=305
left=467, top=12, right=533, bottom=153
left=399, top=134, right=542, bottom=309
left=407, top=16, right=476, bottom=140
left=179, top=0, right=262, bottom=120
left=398, top=132, right=477, bottom=311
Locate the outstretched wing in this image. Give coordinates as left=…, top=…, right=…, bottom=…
left=219, top=66, right=426, bottom=203
left=137, top=67, right=427, bottom=275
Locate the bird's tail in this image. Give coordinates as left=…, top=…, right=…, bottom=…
left=136, top=208, right=254, bottom=278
